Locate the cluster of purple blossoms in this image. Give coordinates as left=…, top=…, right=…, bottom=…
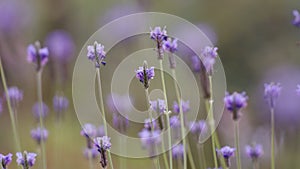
left=53, top=95, right=69, bottom=114
left=138, top=129, right=161, bottom=157
left=6, top=86, right=23, bottom=107
left=87, top=41, right=106, bottom=68
left=224, top=91, right=248, bottom=120
left=135, top=62, right=155, bottom=89
left=163, top=38, right=178, bottom=54
left=173, top=100, right=190, bottom=114
left=150, top=99, right=166, bottom=114
left=170, top=116, right=181, bottom=140
left=16, top=151, right=37, bottom=169
left=264, top=82, right=281, bottom=109
left=94, top=136, right=112, bottom=168
left=30, top=127, right=48, bottom=145
left=201, top=46, right=218, bottom=74
left=81, top=123, right=97, bottom=148
left=150, top=26, right=168, bottom=59
left=245, top=144, right=263, bottom=161
left=189, top=120, right=207, bottom=140
left=113, top=113, right=129, bottom=133
left=172, top=144, right=184, bottom=159
left=292, top=10, right=300, bottom=27
left=27, top=41, right=49, bottom=72
left=0, top=153, right=12, bottom=169
left=217, top=146, right=236, bottom=167
left=32, top=102, right=49, bottom=120
left=144, top=118, right=159, bottom=131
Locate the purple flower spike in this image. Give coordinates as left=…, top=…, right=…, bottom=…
left=172, top=144, right=184, bottom=159
left=94, top=136, right=112, bottom=168
left=87, top=41, right=106, bottom=68
left=150, top=99, right=166, bottom=114
left=144, top=118, right=158, bottom=131
left=83, top=146, right=99, bottom=159
left=30, top=127, right=48, bottom=145
left=27, top=41, right=49, bottom=72
left=189, top=120, right=207, bottom=138
left=201, top=46, right=218, bottom=73
left=81, top=123, right=97, bottom=138
left=217, top=146, right=235, bottom=167
left=135, top=61, right=155, bottom=89
left=170, top=116, right=181, bottom=128
left=224, top=91, right=248, bottom=120
left=293, top=10, right=300, bottom=27
left=163, top=38, right=178, bottom=53
left=6, top=86, right=23, bottom=107
left=138, top=129, right=161, bottom=154
left=150, top=26, right=168, bottom=60
left=173, top=100, right=190, bottom=114
left=245, top=144, right=263, bottom=160
left=16, top=151, right=37, bottom=168
left=264, top=83, right=281, bottom=109
left=53, top=95, right=69, bottom=114
left=113, top=114, right=129, bottom=133
left=191, top=55, right=201, bottom=72
left=32, top=102, right=49, bottom=120
left=0, top=153, right=12, bottom=169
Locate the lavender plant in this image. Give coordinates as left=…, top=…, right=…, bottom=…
left=217, top=146, right=235, bottom=169
left=0, top=153, right=12, bottom=169
left=16, top=151, right=37, bottom=169
left=245, top=144, right=264, bottom=169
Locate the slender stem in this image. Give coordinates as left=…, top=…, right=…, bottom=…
left=159, top=60, right=173, bottom=169
left=170, top=68, right=187, bottom=169
left=153, top=158, right=161, bottom=169
left=88, top=149, right=94, bottom=169
left=96, top=68, right=114, bottom=169
left=161, top=141, right=170, bottom=169
left=252, top=160, right=258, bottom=169
left=271, top=108, right=275, bottom=169
left=186, top=139, right=197, bottom=169
left=0, top=57, right=21, bottom=151
left=234, top=121, right=242, bottom=169
left=37, top=71, right=47, bottom=169
left=197, top=143, right=207, bottom=169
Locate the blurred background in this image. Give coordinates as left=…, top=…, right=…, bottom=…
left=0, top=0, right=300, bottom=169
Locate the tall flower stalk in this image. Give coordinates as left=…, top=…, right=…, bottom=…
left=264, top=83, right=281, bottom=169
left=27, top=41, right=49, bottom=169
left=0, top=57, right=21, bottom=151
left=87, top=41, right=114, bottom=169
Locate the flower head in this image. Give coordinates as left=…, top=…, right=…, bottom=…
left=94, top=136, right=112, bottom=168
left=6, top=86, right=23, bottom=107
left=139, top=129, right=161, bottom=149
left=80, top=123, right=97, bottom=138
left=150, top=99, right=166, bottom=114
left=189, top=120, right=207, bottom=137
left=224, top=91, right=248, bottom=120
left=16, top=151, right=37, bottom=168
left=113, top=114, right=129, bottom=133
left=27, top=41, right=49, bottom=71
left=53, top=95, right=69, bottom=114
left=135, top=61, right=155, bottom=89
left=150, top=26, right=167, bottom=59
left=264, top=82, right=281, bottom=109
left=245, top=144, right=263, bottom=160
left=32, top=102, right=49, bottom=120
left=30, top=127, right=48, bottom=144
left=201, top=46, right=218, bottom=73
left=163, top=38, right=178, bottom=53
left=217, top=146, right=235, bottom=159
left=292, top=10, right=300, bottom=27
left=191, top=55, right=201, bottom=72
left=173, top=100, right=190, bottom=114
left=172, top=144, right=184, bottom=159
left=87, top=41, right=106, bottom=68
left=0, top=153, right=12, bottom=169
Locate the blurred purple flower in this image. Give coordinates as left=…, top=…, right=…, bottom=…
left=94, top=136, right=112, bottom=168
left=5, top=86, right=23, bottom=107
left=30, top=127, right=48, bottom=145
left=0, top=153, right=12, bottom=169
left=113, top=114, right=129, bottom=133
left=264, top=83, right=281, bottom=109
left=189, top=120, right=207, bottom=138
left=16, top=151, right=37, bottom=168
left=163, top=38, right=178, bottom=53
left=245, top=144, right=263, bottom=160
left=191, top=55, right=201, bottom=72
left=32, top=102, right=49, bottom=120
left=139, top=129, right=161, bottom=157
left=150, top=26, right=167, bottom=60
left=83, top=146, right=99, bottom=159
left=53, top=95, right=69, bottom=114
left=27, top=42, right=49, bottom=71
left=144, top=118, right=158, bottom=131
left=170, top=116, right=181, bottom=128
left=292, top=10, right=300, bottom=27
left=150, top=99, right=166, bottom=114
left=87, top=41, right=106, bottom=68
left=96, top=125, right=105, bottom=137
left=45, top=30, right=75, bottom=63
left=172, top=144, right=184, bottom=159
left=224, top=91, right=248, bottom=120
left=217, top=146, right=235, bottom=167
left=106, top=94, right=132, bottom=113
left=135, top=62, right=155, bottom=89
left=201, top=46, right=218, bottom=73
left=173, top=100, right=190, bottom=114
left=81, top=123, right=97, bottom=149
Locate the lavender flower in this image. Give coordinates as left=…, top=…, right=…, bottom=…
left=163, top=38, right=178, bottom=53
left=224, top=91, right=248, bottom=120
left=96, top=125, right=105, bottom=137
left=113, top=114, right=129, bottom=133
left=296, top=84, right=300, bottom=96
left=191, top=55, right=201, bottom=72
left=83, top=146, right=99, bottom=159
left=173, top=100, right=190, bottom=114
left=53, top=95, right=69, bottom=114
left=150, top=26, right=168, bottom=59
left=16, top=151, right=37, bottom=169
left=6, top=86, right=23, bottom=107
left=32, top=102, right=49, bottom=120
left=150, top=99, right=166, bottom=114
left=144, top=118, right=158, bottom=131
left=138, top=129, right=161, bottom=157
left=170, top=116, right=181, bottom=140
left=189, top=120, right=207, bottom=138
left=217, top=146, right=235, bottom=167
left=201, top=46, right=218, bottom=73
left=172, top=144, right=184, bottom=159
left=245, top=144, right=263, bottom=161
left=30, top=127, right=48, bottom=145
left=135, top=61, right=155, bottom=89
left=45, top=30, right=75, bottom=62
left=0, top=153, right=12, bottom=169
left=292, top=10, right=300, bottom=27
left=264, top=83, right=281, bottom=109
left=106, top=94, right=132, bottom=113
left=94, top=136, right=112, bottom=168
left=81, top=123, right=97, bottom=149
left=87, top=41, right=106, bottom=68
left=27, top=41, right=49, bottom=71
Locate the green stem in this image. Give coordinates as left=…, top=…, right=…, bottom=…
left=96, top=68, right=114, bottom=169
left=153, top=158, right=161, bottom=169
left=37, top=71, right=47, bottom=169
left=161, top=141, right=170, bottom=169
left=170, top=68, right=187, bottom=169
left=186, top=139, right=197, bottom=169
left=253, top=160, right=258, bottom=169
left=0, top=57, right=21, bottom=151
left=271, top=108, right=275, bottom=169
left=197, top=143, right=207, bottom=169
left=88, top=149, right=94, bottom=169
left=234, top=121, right=242, bottom=169
left=159, top=60, right=173, bottom=169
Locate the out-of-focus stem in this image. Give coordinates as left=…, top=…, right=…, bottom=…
left=270, top=108, right=275, bottom=169
left=186, top=138, right=197, bottom=169
left=197, top=143, right=207, bottom=169
left=0, top=57, right=21, bottom=151
left=234, top=121, right=241, bottom=169
left=96, top=68, right=114, bottom=169
left=88, top=150, right=94, bottom=169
